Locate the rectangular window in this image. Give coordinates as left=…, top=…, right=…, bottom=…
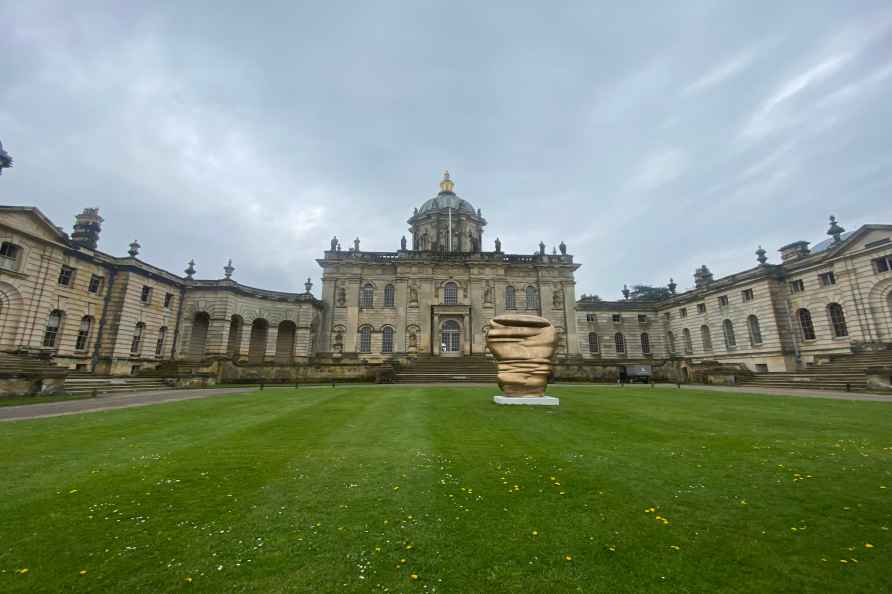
left=88, top=275, right=103, bottom=294
left=58, top=266, right=75, bottom=287
left=163, top=292, right=174, bottom=308
left=789, top=279, right=805, bottom=293
left=0, top=242, right=19, bottom=272
left=742, top=289, right=754, bottom=302
left=637, top=314, right=647, bottom=323
left=679, top=308, right=687, bottom=318
left=872, top=255, right=891, bottom=274
left=663, top=312, right=671, bottom=321
left=140, top=285, right=152, bottom=304
left=585, top=313, right=596, bottom=322
left=818, top=271, right=836, bottom=287
left=718, top=295, right=729, bottom=307
left=697, top=303, right=706, bottom=314
left=611, top=314, right=622, bottom=323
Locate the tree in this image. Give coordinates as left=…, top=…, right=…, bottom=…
left=629, top=285, right=672, bottom=301
left=0, top=140, right=11, bottom=175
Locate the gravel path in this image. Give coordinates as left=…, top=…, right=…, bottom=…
left=0, top=387, right=258, bottom=422
left=2, top=382, right=889, bottom=423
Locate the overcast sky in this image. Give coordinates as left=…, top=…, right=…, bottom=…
left=2, top=1, right=891, bottom=299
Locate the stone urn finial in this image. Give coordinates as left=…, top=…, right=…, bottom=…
left=185, top=259, right=196, bottom=280
left=128, top=240, right=140, bottom=257
left=224, top=259, right=234, bottom=279
left=827, top=215, right=845, bottom=243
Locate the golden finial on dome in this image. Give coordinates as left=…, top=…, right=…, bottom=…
left=439, top=170, right=454, bottom=193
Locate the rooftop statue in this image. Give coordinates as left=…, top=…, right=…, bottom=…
left=486, top=314, right=558, bottom=402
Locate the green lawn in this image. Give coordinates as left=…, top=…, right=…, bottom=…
left=1, top=386, right=890, bottom=593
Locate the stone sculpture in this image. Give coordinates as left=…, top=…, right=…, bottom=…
left=486, top=314, right=559, bottom=405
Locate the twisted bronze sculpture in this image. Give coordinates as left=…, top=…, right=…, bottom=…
left=486, top=314, right=557, bottom=399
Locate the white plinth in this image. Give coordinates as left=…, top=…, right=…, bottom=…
left=493, top=395, right=560, bottom=406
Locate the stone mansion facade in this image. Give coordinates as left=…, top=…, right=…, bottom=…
left=1, top=173, right=891, bottom=377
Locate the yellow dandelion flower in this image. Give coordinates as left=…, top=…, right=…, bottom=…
left=79, top=570, right=87, bottom=576
left=410, top=574, right=419, bottom=580
left=16, top=568, right=28, bottom=575
left=865, top=543, right=874, bottom=549
left=840, top=559, right=848, bottom=564
left=740, top=500, right=747, bottom=505
left=564, top=554, right=573, bottom=561
left=406, top=544, right=414, bottom=550
left=185, top=576, right=193, bottom=583
left=669, top=545, right=680, bottom=550
left=393, top=486, right=400, bottom=491
left=400, top=558, right=407, bottom=564
left=608, top=546, right=616, bottom=552
left=532, top=530, right=539, bottom=536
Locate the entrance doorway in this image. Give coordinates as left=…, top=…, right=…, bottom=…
left=441, top=319, right=461, bottom=355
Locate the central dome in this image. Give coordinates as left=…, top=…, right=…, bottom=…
left=414, top=171, right=477, bottom=217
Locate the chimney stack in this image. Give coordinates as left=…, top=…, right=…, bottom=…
left=693, top=265, right=713, bottom=288
left=71, top=208, right=104, bottom=250
left=778, top=240, right=810, bottom=262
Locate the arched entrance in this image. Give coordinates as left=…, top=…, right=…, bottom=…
left=227, top=315, right=244, bottom=357
left=0, top=281, right=23, bottom=350
left=440, top=319, right=461, bottom=355
left=276, top=320, right=296, bottom=363
left=248, top=319, right=269, bottom=363
left=189, top=312, right=210, bottom=359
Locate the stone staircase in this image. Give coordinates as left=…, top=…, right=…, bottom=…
left=64, top=373, right=170, bottom=396
left=0, top=352, right=67, bottom=376
left=393, top=354, right=498, bottom=383
left=736, top=351, right=892, bottom=392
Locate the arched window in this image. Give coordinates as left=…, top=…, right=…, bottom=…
left=827, top=303, right=848, bottom=337
left=43, top=310, right=64, bottom=348
left=131, top=322, right=145, bottom=354
left=614, top=332, right=626, bottom=354
left=156, top=326, right=167, bottom=356
left=640, top=332, right=651, bottom=355
left=667, top=331, right=677, bottom=354
left=525, top=286, right=538, bottom=309
left=0, top=241, right=20, bottom=272
left=505, top=286, right=516, bottom=309
left=588, top=332, right=599, bottom=353
left=682, top=328, right=693, bottom=354
left=75, top=316, right=93, bottom=351
left=358, top=326, right=372, bottom=353
left=384, top=284, right=395, bottom=307
left=444, top=282, right=458, bottom=305
left=382, top=326, right=394, bottom=353
left=700, top=325, right=713, bottom=351
left=747, top=315, right=763, bottom=345
left=722, top=319, right=736, bottom=349
left=360, top=284, right=374, bottom=308
left=798, top=308, right=816, bottom=340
